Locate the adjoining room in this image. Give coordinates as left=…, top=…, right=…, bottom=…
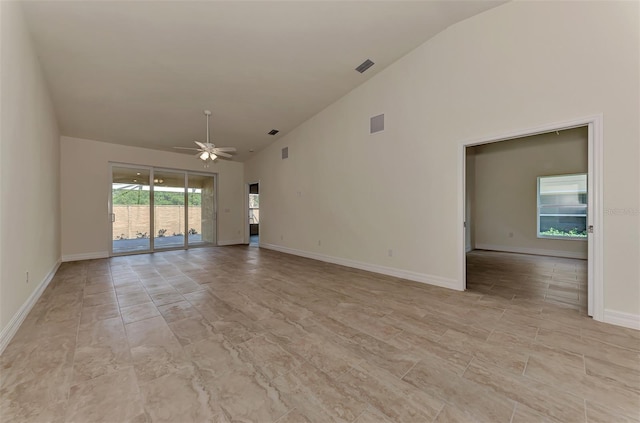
left=465, top=127, right=589, bottom=313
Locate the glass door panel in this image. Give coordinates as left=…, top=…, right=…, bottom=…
left=112, top=166, right=151, bottom=254
left=153, top=171, right=186, bottom=250
left=187, top=174, right=216, bottom=246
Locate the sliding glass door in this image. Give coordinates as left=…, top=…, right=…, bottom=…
left=187, top=173, right=216, bottom=247
left=110, top=164, right=216, bottom=256
left=153, top=170, right=187, bottom=250
left=111, top=166, right=152, bottom=254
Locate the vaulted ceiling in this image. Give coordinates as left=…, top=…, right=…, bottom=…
left=22, top=1, right=505, bottom=161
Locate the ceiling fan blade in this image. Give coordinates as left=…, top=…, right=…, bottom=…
left=173, top=147, right=199, bottom=151
left=194, top=141, right=207, bottom=149
left=213, top=151, right=232, bottom=158
left=213, top=147, right=236, bottom=152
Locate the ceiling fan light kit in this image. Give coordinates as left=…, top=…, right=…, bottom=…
left=173, top=110, right=236, bottom=167
left=199, top=151, right=216, bottom=161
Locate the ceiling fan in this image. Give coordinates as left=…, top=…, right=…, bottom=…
left=174, top=110, right=236, bottom=165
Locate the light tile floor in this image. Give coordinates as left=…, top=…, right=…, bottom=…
left=466, top=250, right=588, bottom=312
left=1, top=247, right=638, bottom=422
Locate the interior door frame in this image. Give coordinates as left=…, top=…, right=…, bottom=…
left=245, top=181, right=260, bottom=245
left=458, top=114, right=603, bottom=322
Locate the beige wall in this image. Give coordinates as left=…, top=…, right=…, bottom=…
left=245, top=1, right=640, bottom=316
left=61, top=136, right=245, bottom=258
left=0, top=3, right=61, bottom=333
left=471, top=128, right=588, bottom=258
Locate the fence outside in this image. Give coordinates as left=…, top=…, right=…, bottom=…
left=113, top=205, right=202, bottom=240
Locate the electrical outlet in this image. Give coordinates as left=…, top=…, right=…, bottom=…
left=280, top=235, right=283, bottom=241
left=388, top=249, right=393, bottom=257
left=26, top=271, right=29, bottom=284
left=318, top=240, right=321, bottom=246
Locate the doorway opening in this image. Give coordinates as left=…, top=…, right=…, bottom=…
left=248, top=183, right=259, bottom=246
left=460, top=115, right=603, bottom=321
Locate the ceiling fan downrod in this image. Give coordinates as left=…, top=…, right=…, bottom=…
left=204, top=110, right=211, bottom=145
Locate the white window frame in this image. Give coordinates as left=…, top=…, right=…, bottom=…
left=537, top=173, right=587, bottom=241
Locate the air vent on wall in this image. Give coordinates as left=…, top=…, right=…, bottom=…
left=268, top=129, right=279, bottom=135
left=355, top=59, right=375, bottom=73
left=370, top=114, right=384, bottom=134
left=281, top=147, right=289, bottom=159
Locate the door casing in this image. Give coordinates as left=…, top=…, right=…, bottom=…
left=458, top=114, right=603, bottom=321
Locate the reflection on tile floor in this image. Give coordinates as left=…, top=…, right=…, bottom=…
left=1, top=246, right=638, bottom=422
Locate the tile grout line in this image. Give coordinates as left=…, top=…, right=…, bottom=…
left=521, top=355, right=530, bottom=376
left=273, top=406, right=296, bottom=423
left=484, top=328, right=496, bottom=346
left=509, top=401, right=518, bottom=423
left=431, top=402, right=446, bottom=423
left=461, top=357, right=474, bottom=377
left=350, top=403, right=371, bottom=423
left=398, top=359, right=419, bottom=381
left=110, top=261, right=149, bottom=416
left=67, top=262, right=88, bottom=403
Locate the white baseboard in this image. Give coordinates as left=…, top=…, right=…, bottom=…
left=260, top=243, right=460, bottom=291
left=603, top=309, right=640, bottom=331
left=0, top=259, right=61, bottom=355
left=474, top=244, right=587, bottom=260
left=62, top=251, right=109, bottom=262
left=217, top=239, right=244, bottom=246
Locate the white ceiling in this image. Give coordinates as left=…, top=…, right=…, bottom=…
left=21, top=1, right=505, bottom=161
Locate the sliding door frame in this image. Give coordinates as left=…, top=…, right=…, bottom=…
left=109, top=162, right=218, bottom=257
left=187, top=170, right=219, bottom=249
left=109, top=163, right=154, bottom=257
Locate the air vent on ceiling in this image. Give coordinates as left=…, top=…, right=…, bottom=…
left=281, top=147, right=289, bottom=159
left=268, top=129, right=279, bottom=136
left=355, top=59, right=375, bottom=74
left=370, top=114, right=384, bottom=134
